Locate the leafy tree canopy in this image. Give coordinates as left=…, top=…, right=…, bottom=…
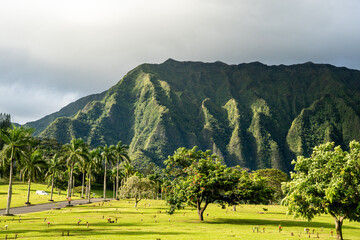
left=164, top=147, right=240, bottom=221
left=254, top=168, right=288, bottom=201
left=120, top=175, right=156, bottom=207
left=282, top=141, right=360, bottom=240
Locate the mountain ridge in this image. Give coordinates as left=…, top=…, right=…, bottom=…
left=26, top=59, right=360, bottom=173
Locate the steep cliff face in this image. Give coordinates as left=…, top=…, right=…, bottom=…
left=29, top=59, right=360, bottom=172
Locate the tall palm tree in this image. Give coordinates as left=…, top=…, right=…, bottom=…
left=78, top=147, right=90, bottom=198
left=111, top=167, right=117, bottom=199
left=101, top=144, right=116, bottom=200
left=0, top=125, right=34, bottom=215
left=113, top=141, right=130, bottom=199
left=63, top=138, right=88, bottom=205
left=88, top=147, right=101, bottom=203
left=45, top=154, right=64, bottom=201
left=20, top=149, right=47, bottom=204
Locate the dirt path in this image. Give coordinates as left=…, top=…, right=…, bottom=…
left=0, top=198, right=112, bottom=215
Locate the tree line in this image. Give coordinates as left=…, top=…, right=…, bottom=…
left=0, top=123, right=286, bottom=217
left=0, top=124, right=132, bottom=215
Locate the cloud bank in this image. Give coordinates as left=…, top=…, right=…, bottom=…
left=0, top=0, right=359, bottom=123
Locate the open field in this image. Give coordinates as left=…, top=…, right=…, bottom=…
left=1, top=198, right=360, bottom=239
left=1, top=182, right=360, bottom=239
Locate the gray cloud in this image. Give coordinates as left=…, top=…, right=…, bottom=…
left=0, top=0, right=359, bottom=124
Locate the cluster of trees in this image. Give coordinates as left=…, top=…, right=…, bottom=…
left=0, top=124, right=131, bottom=215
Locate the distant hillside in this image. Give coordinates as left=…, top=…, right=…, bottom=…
left=26, top=91, right=106, bottom=135
left=27, top=59, right=360, bottom=172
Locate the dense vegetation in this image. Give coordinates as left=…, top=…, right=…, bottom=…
left=25, top=60, right=360, bottom=172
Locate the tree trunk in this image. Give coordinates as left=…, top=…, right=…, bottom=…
left=103, top=161, right=107, bottom=199
left=113, top=179, right=115, bottom=199
left=134, top=197, right=140, bottom=208
left=233, top=205, right=236, bottom=211
left=67, top=165, right=74, bottom=205
left=197, top=200, right=209, bottom=221
left=72, top=175, right=75, bottom=195
left=88, top=171, right=92, bottom=203
left=5, top=150, right=14, bottom=215
left=81, top=171, right=85, bottom=198
left=25, top=178, right=31, bottom=204
left=85, top=173, right=88, bottom=199
left=157, top=182, right=159, bottom=200
left=334, top=217, right=344, bottom=240
left=116, top=161, right=119, bottom=199
left=50, top=174, right=54, bottom=201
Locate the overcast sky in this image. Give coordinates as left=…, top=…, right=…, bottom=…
left=1, top=0, right=359, bottom=124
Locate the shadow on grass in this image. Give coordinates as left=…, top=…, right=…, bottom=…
left=207, top=217, right=359, bottom=230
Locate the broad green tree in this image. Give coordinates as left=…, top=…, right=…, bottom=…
left=101, top=144, right=116, bottom=199
left=229, top=170, right=274, bottom=211
left=254, top=168, right=288, bottom=201
left=63, top=138, right=88, bottom=205
left=114, top=141, right=130, bottom=199
left=20, top=149, right=47, bottom=204
left=164, top=147, right=240, bottom=221
left=0, top=125, right=34, bottom=215
left=120, top=175, right=156, bottom=207
left=282, top=141, right=360, bottom=240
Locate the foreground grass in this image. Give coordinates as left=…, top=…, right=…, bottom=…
left=0, top=182, right=112, bottom=209
left=0, top=199, right=359, bottom=239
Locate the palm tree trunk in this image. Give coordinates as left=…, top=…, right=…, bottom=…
left=5, top=152, right=14, bottom=215
left=113, top=178, right=115, bottom=199
left=26, top=177, right=31, bottom=204
left=67, top=167, right=72, bottom=198
left=81, top=171, right=85, bottom=198
left=67, top=166, right=74, bottom=205
left=88, top=171, right=92, bottom=203
left=116, top=161, right=119, bottom=199
left=72, top=175, right=75, bottom=195
left=50, top=174, right=54, bottom=201
left=103, top=161, right=107, bottom=199
left=85, top=173, right=89, bottom=198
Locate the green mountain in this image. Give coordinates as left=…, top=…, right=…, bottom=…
left=27, top=59, right=360, bottom=172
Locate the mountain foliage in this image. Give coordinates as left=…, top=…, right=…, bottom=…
left=26, top=59, right=360, bottom=172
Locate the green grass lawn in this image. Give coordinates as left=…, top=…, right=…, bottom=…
left=1, top=198, right=359, bottom=239
left=0, top=181, right=113, bottom=209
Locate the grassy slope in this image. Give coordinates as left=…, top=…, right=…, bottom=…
left=0, top=199, right=359, bottom=239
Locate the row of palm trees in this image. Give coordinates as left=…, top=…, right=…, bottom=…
left=0, top=125, right=130, bottom=215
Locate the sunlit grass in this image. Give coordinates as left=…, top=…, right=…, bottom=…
left=0, top=182, right=111, bottom=209
left=0, top=198, right=359, bottom=239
